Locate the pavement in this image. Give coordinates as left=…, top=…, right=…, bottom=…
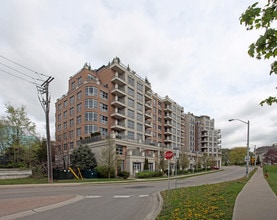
left=232, top=166, right=277, bottom=220
left=0, top=167, right=276, bottom=220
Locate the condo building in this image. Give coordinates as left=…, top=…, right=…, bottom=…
left=55, top=57, right=221, bottom=175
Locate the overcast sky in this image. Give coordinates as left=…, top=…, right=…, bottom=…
left=0, top=0, right=276, bottom=150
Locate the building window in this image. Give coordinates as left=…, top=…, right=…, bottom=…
left=70, top=142, right=74, bottom=149
left=116, top=145, right=123, bottom=155
left=137, top=113, right=143, bottom=122
left=85, top=99, right=98, bottom=109
left=70, top=96, right=74, bottom=105
left=70, top=119, right=74, bottom=127
left=58, top=103, right=62, bottom=111
left=100, top=103, right=108, bottom=112
left=77, top=115, right=81, bottom=125
left=100, top=115, right=108, bottom=124
left=85, top=112, right=98, bottom=121
left=70, top=107, right=74, bottom=116
left=58, top=114, right=61, bottom=122
left=78, top=77, right=82, bottom=86
left=86, top=86, right=98, bottom=96
left=100, top=91, right=108, bottom=100
left=63, top=111, right=67, bottom=119
left=128, top=76, right=135, bottom=86
left=71, top=81, right=76, bottom=90
left=128, top=120, right=135, bottom=129
left=85, top=124, right=98, bottom=134
left=100, top=127, right=108, bottom=136
left=128, top=98, right=134, bottom=108
left=70, top=130, right=74, bottom=138
left=128, top=109, right=134, bottom=118
left=77, top=103, right=81, bottom=112
left=128, top=87, right=134, bottom=97
left=137, top=123, right=143, bottom=132
left=63, top=122, right=67, bottom=129
left=63, top=144, right=68, bottom=151
left=137, top=133, right=143, bottom=141
left=127, top=131, right=135, bottom=139
left=76, top=128, right=81, bottom=137
left=77, top=91, right=82, bottom=100
left=137, top=82, right=143, bottom=92
left=58, top=124, right=61, bottom=131
left=137, top=102, right=143, bottom=112
left=137, top=93, right=143, bottom=102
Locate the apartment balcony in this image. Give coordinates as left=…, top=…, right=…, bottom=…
left=164, top=129, right=172, bottom=135
left=111, top=72, right=126, bottom=86
left=111, top=97, right=126, bottom=109
left=110, top=60, right=125, bottom=74
left=145, top=111, right=152, bottom=119
left=164, top=137, right=173, bottom=143
left=145, top=130, right=152, bottom=137
left=111, top=121, right=126, bottom=131
left=145, top=121, right=152, bottom=128
left=111, top=109, right=126, bottom=120
left=111, top=85, right=126, bottom=97
left=145, top=91, right=152, bottom=101
left=164, top=121, right=172, bottom=127
left=164, top=113, right=172, bottom=120
left=145, top=101, right=152, bottom=110
left=201, top=138, right=208, bottom=143
left=164, top=105, right=172, bottom=112
left=145, top=79, right=151, bottom=92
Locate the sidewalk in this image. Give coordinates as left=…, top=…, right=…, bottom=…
left=232, top=167, right=277, bottom=220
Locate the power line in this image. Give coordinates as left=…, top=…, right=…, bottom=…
left=0, top=54, right=51, bottom=78
left=0, top=68, right=37, bottom=85
left=0, top=61, right=44, bottom=82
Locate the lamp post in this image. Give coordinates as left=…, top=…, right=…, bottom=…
left=229, top=119, right=250, bottom=177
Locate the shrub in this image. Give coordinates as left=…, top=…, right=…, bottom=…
left=96, top=166, right=115, bottom=178
left=136, top=170, right=163, bottom=178
left=118, top=171, right=130, bottom=179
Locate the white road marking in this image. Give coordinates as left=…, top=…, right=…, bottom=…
left=114, top=195, right=131, bottom=198
left=85, top=195, right=102, bottom=199
left=139, top=195, right=149, bottom=198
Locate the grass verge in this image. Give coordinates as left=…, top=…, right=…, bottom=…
left=157, top=169, right=256, bottom=220
left=264, top=165, right=277, bottom=196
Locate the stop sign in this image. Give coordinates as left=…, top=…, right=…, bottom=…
left=164, top=150, right=174, bottom=160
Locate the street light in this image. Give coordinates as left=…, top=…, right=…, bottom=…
left=229, top=119, right=250, bottom=177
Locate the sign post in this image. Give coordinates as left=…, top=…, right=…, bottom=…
left=165, top=151, right=174, bottom=190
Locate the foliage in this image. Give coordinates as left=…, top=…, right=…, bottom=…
left=228, top=147, right=247, bottom=165
left=264, top=165, right=277, bottom=195
left=98, top=138, right=117, bottom=178
left=157, top=169, right=257, bottom=220
left=117, top=171, right=130, bottom=179
left=96, top=165, right=115, bottom=178
left=263, top=148, right=277, bottom=164
left=179, top=152, right=189, bottom=170
left=143, top=157, right=149, bottom=170
left=136, top=170, right=163, bottom=178
left=71, top=145, right=97, bottom=170
left=240, top=1, right=277, bottom=105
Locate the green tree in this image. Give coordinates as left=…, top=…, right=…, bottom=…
left=71, top=145, right=97, bottom=170
left=144, top=157, right=149, bottom=170
left=98, top=137, right=117, bottom=178
left=179, top=152, right=189, bottom=170
left=240, top=1, right=277, bottom=105
left=2, top=104, right=37, bottom=166
left=229, top=147, right=247, bottom=165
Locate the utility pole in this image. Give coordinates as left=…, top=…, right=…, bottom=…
left=37, top=76, right=54, bottom=183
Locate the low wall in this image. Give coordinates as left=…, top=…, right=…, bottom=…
left=0, top=169, right=32, bottom=179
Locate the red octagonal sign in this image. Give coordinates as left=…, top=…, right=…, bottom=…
left=164, top=150, right=174, bottom=160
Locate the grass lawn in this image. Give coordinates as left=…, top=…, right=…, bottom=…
left=264, top=165, right=277, bottom=196
left=157, top=169, right=256, bottom=220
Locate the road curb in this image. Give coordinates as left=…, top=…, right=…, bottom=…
left=144, top=192, right=163, bottom=220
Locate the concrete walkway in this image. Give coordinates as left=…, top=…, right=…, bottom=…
left=232, top=167, right=277, bottom=220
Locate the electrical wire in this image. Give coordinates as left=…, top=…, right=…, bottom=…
left=0, top=54, right=51, bottom=78
left=0, top=68, right=37, bottom=85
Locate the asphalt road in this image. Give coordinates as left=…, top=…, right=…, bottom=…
left=0, top=166, right=246, bottom=220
